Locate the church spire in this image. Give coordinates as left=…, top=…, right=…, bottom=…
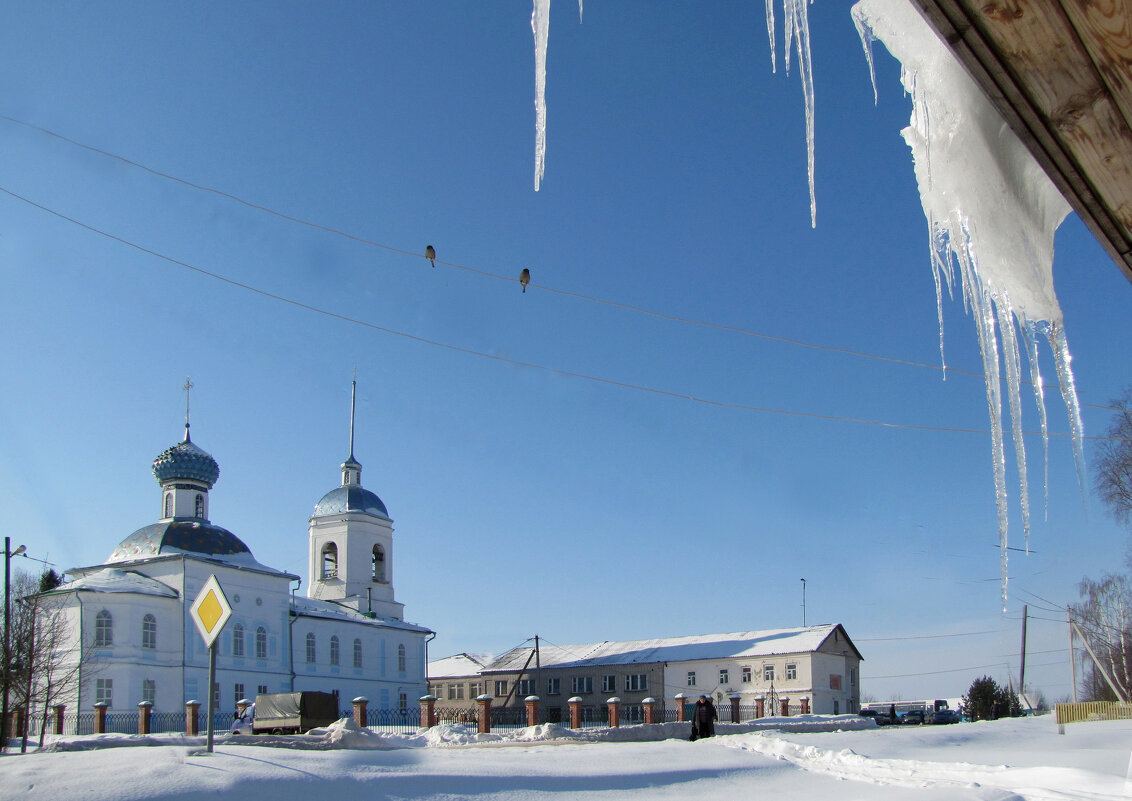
left=342, top=375, right=362, bottom=487
left=182, top=376, right=194, bottom=442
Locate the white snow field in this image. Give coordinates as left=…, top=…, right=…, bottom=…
left=2, top=715, right=1129, bottom=800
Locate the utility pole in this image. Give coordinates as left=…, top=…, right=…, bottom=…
left=800, top=578, right=807, bottom=627
left=1019, top=605, right=1030, bottom=711
left=3, top=537, right=27, bottom=755
left=1068, top=609, right=1078, bottom=703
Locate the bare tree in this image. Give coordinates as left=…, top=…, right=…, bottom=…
left=1094, top=387, right=1132, bottom=528
left=1070, top=570, right=1132, bottom=702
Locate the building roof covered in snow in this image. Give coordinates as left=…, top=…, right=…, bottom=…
left=428, top=652, right=495, bottom=678
left=291, top=594, right=431, bottom=634
left=482, top=625, right=861, bottom=673
left=45, top=567, right=179, bottom=599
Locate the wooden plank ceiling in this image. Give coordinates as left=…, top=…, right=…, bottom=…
left=911, top=0, right=1132, bottom=285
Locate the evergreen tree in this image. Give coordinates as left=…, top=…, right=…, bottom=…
left=961, top=675, right=1021, bottom=721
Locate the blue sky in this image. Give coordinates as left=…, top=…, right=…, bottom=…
left=0, top=2, right=1128, bottom=704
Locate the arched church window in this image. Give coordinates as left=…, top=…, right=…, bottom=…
left=397, top=643, right=406, bottom=673
left=372, top=545, right=385, bottom=583
left=353, top=638, right=363, bottom=669
left=163, top=493, right=173, bottom=519
left=330, top=635, right=340, bottom=666
left=321, top=543, right=338, bottom=579
left=194, top=494, right=204, bottom=519
left=95, top=610, right=113, bottom=647
left=255, top=627, right=267, bottom=660
left=233, top=623, right=245, bottom=657
left=306, top=632, right=317, bottom=664
left=142, top=614, right=156, bottom=649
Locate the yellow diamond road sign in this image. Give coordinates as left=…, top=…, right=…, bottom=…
left=190, top=574, right=232, bottom=648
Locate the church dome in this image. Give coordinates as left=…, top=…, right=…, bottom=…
left=313, top=485, right=390, bottom=520
left=152, top=429, right=220, bottom=488
left=106, top=520, right=253, bottom=565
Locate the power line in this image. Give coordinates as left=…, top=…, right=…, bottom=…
left=857, top=630, right=999, bottom=642
left=4, top=183, right=1130, bottom=441
left=0, top=113, right=1123, bottom=415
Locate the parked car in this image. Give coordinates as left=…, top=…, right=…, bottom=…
left=858, top=709, right=882, bottom=726
left=901, top=709, right=926, bottom=725
left=931, top=709, right=961, bottom=725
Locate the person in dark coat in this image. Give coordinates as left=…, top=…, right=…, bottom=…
left=693, top=694, right=718, bottom=738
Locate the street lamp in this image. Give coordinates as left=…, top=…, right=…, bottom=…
left=3, top=537, right=27, bottom=754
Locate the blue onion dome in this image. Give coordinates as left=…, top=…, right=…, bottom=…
left=107, top=520, right=253, bottom=565
left=152, top=427, right=220, bottom=488
left=314, top=486, right=390, bottom=520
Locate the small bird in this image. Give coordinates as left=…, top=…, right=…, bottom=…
left=425, top=245, right=436, bottom=267
left=520, top=268, right=530, bottom=293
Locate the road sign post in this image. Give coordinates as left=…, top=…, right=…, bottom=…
left=189, top=575, right=232, bottom=753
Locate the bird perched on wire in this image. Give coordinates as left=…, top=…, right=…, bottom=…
left=425, top=245, right=436, bottom=267
left=519, top=268, right=530, bottom=293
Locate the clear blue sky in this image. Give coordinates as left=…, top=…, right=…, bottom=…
left=0, top=2, right=1128, bottom=704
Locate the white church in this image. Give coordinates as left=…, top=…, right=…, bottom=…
left=42, top=386, right=432, bottom=718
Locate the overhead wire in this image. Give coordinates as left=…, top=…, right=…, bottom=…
left=5, top=183, right=1131, bottom=441
left=0, top=113, right=1124, bottom=415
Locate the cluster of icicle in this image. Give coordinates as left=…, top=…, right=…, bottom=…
left=852, top=0, right=1086, bottom=608
left=532, top=0, right=815, bottom=218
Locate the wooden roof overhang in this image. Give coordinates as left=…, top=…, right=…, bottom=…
left=911, top=0, right=1132, bottom=286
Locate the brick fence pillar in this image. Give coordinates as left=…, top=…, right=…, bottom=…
left=51, top=704, right=66, bottom=735
left=730, top=694, right=741, bottom=724
left=185, top=701, right=200, bottom=736
left=419, top=695, right=437, bottom=729
left=93, top=702, right=108, bottom=734
left=138, top=701, right=153, bottom=735
left=642, top=697, right=656, bottom=725
left=801, top=698, right=810, bottom=715
left=524, top=696, right=540, bottom=727
left=352, top=697, right=368, bottom=728
left=780, top=698, right=790, bottom=717
left=475, top=694, right=492, bottom=734
left=755, top=697, right=765, bottom=718
left=675, top=693, right=688, bottom=722
left=568, top=696, right=583, bottom=729
left=606, top=697, right=621, bottom=728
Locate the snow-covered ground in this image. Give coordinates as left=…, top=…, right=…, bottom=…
left=2, top=715, right=1129, bottom=800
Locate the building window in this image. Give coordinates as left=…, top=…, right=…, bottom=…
left=517, top=679, right=535, bottom=696
left=447, top=683, right=465, bottom=701
left=330, top=636, right=340, bottom=666
left=212, top=683, right=221, bottom=708
left=829, top=674, right=842, bottom=690
left=742, top=666, right=752, bottom=683
left=399, top=693, right=408, bottom=711
left=234, top=683, right=245, bottom=703
left=233, top=623, right=245, bottom=658
left=94, top=610, right=113, bottom=647
left=321, top=542, right=338, bottom=579
left=194, top=493, right=204, bottom=518
left=96, top=678, right=113, bottom=707
left=470, top=682, right=482, bottom=698
left=687, top=671, right=696, bottom=687
left=546, top=678, right=560, bottom=695
left=141, top=614, right=157, bottom=649
left=256, top=627, right=267, bottom=659
left=719, top=669, right=729, bottom=685
left=601, top=675, right=616, bottom=694
left=786, top=663, right=797, bottom=681
left=306, top=633, right=316, bottom=664
left=572, top=676, right=592, bottom=694
left=142, top=679, right=155, bottom=705
left=163, top=493, right=173, bottom=518
left=397, top=644, right=406, bottom=673
left=372, top=545, right=385, bottom=582
left=257, top=685, right=268, bottom=696
left=353, top=638, right=363, bottom=669
left=764, top=664, right=775, bottom=682
left=624, top=674, right=647, bottom=692
left=850, top=668, right=856, bottom=687
left=494, top=680, right=508, bottom=697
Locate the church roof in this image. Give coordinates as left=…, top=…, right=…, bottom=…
left=106, top=519, right=261, bottom=568
left=152, top=429, right=220, bottom=488
left=291, top=595, right=431, bottom=633
left=313, top=485, right=390, bottom=520
left=46, top=567, right=179, bottom=598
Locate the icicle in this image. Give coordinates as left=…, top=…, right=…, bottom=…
left=854, top=0, right=1079, bottom=610
left=532, top=0, right=551, bottom=191
left=781, top=0, right=817, bottom=227
left=852, top=5, right=878, bottom=105
left=578, top=0, right=583, bottom=23
left=765, top=0, right=778, bottom=73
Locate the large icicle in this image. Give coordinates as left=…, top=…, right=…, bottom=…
left=768, top=0, right=818, bottom=227
left=852, top=0, right=1083, bottom=608
left=532, top=0, right=551, bottom=191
